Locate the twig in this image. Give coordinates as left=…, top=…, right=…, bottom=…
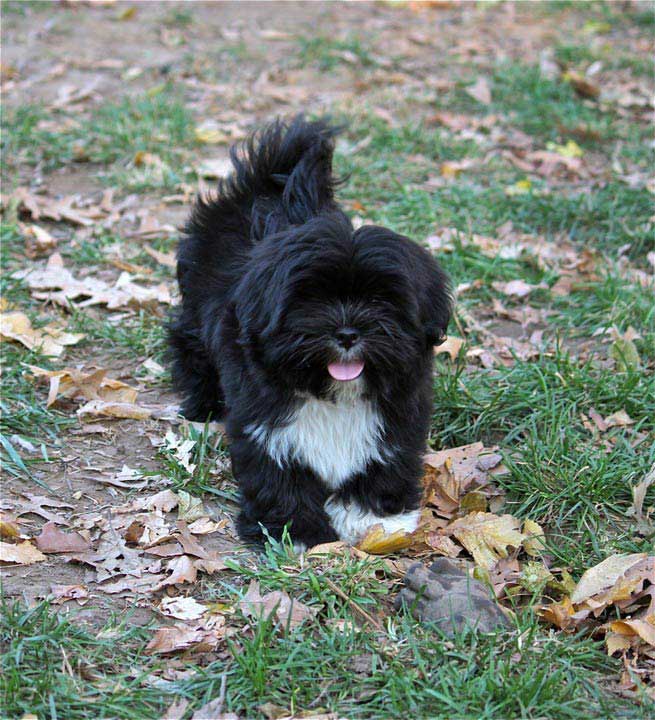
left=322, top=576, right=384, bottom=632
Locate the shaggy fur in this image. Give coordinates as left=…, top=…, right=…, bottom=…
left=169, top=116, right=452, bottom=548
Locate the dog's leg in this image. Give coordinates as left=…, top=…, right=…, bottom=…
left=232, top=441, right=338, bottom=548
left=168, top=315, right=226, bottom=421
left=324, top=459, right=423, bottom=545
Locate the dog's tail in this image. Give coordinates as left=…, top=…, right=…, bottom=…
left=223, top=115, right=342, bottom=238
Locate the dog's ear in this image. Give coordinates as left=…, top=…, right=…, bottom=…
left=412, top=247, right=453, bottom=348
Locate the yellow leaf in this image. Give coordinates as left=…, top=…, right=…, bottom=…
left=0, top=311, right=84, bottom=357
left=504, top=178, right=532, bottom=196
left=522, top=519, right=545, bottom=556
left=0, top=540, right=46, bottom=565
left=546, top=140, right=584, bottom=158
left=609, top=618, right=655, bottom=647
left=357, top=524, right=414, bottom=555
left=26, top=365, right=138, bottom=407
left=194, top=120, right=231, bottom=145
left=76, top=400, right=152, bottom=421
left=445, top=511, right=525, bottom=569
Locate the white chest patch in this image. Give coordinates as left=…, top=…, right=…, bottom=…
left=247, top=393, right=386, bottom=489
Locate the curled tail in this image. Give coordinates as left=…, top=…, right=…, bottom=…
left=190, top=115, right=343, bottom=242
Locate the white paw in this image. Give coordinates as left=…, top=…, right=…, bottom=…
left=324, top=497, right=420, bottom=545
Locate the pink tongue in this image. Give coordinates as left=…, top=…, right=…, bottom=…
left=328, top=361, right=365, bottom=381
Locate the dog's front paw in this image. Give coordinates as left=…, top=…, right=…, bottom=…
left=324, top=497, right=420, bottom=545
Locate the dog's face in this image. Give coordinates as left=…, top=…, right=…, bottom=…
left=235, top=214, right=452, bottom=399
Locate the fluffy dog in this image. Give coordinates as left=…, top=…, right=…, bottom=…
left=169, top=117, right=452, bottom=549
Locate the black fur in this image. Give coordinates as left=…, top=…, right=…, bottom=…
left=169, top=116, right=452, bottom=548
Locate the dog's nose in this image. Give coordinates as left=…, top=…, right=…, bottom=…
left=335, top=327, right=360, bottom=349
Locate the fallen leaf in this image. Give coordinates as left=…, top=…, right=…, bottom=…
left=154, top=555, right=198, bottom=590
left=0, top=311, right=84, bottom=357
left=562, top=70, right=600, bottom=99
left=435, top=335, right=465, bottom=360
left=604, top=410, right=635, bottom=428
left=466, top=76, right=492, bottom=105
left=196, top=157, right=233, bottom=179
left=522, top=519, right=545, bottom=557
left=0, top=540, right=46, bottom=565
left=50, top=584, right=89, bottom=605
left=357, top=524, right=414, bottom=554
left=445, top=512, right=525, bottom=569
left=570, top=553, right=647, bottom=604
left=177, top=491, right=206, bottom=522
left=77, top=399, right=152, bottom=421
left=144, top=244, right=176, bottom=268
left=21, top=223, right=58, bottom=258
left=13, top=253, right=172, bottom=311
left=633, top=464, right=655, bottom=523
left=609, top=618, right=655, bottom=647
left=146, top=618, right=225, bottom=655
left=492, top=280, right=547, bottom=298
left=0, top=513, right=21, bottom=539
left=237, top=581, right=316, bottom=631
left=160, top=596, right=208, bottom=621
left=35, top=522, right=90, bottom=553
left=26, top=365, right=138, bottom=407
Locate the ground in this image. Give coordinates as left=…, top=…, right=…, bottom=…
left=1, top=1, right=654, bottom=719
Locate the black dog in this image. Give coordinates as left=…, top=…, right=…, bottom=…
left=169, top=117, right=452, bottom=549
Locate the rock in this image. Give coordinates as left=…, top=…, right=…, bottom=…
left=395, top=558, right=511, bottom=635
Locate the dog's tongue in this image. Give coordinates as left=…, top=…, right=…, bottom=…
left=328, top=360, right=365, bottom=381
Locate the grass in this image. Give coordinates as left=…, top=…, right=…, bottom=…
left=3, top=544, right=642, bottom=720
left=295, top=33, right=377, bottom=70
left=1, top=88, right=195, bottom=188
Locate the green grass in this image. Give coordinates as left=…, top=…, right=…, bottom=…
left=295, top=33, right=377, bottom=70
left=3, top=544, right=644, bottom=720
left=1, top=88, right=194, bottom=187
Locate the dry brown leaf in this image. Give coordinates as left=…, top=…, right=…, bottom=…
left=0, top=513, right=21, bottom=539
left=570, top=553, right=647, bottom=604
left=159, top=596, right=208, bottom=621
left=196, top=157, right=233, bottom=179
left=13, top=493, right=73, bottom=525
left=77, top=399, right=152, bottom=421
left=357, top=524, right=414, bottom=554
left=27, top=365, right=138, bottom=407
left=445, top=512, right=525, bottom=569
left=435, top=335, right=465, bottom=360
left=22, top=223, right=57, bottom=258
left=50, top=584, right=89, bottom=605
left=466, top=76, right=492, bottom=105
left=609, top=618, right=655, bottom=647
left=562, top=70, right=600, bottom=99
left=154, top=555, right=198, bottom=590
left=0, top=310, right=84, bottom=357
left=35, top=522, right=90, bottom=553
left=0, top=540, right=46, bottom=565
left=144, top=244, right=176, bottom=268
left=237, top=581, right=316, bottom=630
left=146, top=617, right=226, bottom=655
left=492, top=279, right=547, bottom=298
left=633, top=464, right=655, bottom=523
left=423, top=443, right=505, bottom=519
left=13, top=253, right=172, bottom=310
left=604, top=410, right=635, bottom=428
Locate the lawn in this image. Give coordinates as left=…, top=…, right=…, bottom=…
left=1, top=2, right=653, bottom=719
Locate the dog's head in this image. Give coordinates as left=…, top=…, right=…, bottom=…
left=234, top=213, right=452, bottom=399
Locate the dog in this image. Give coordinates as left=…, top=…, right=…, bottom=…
left=169, top=116, right=452, bottom=549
